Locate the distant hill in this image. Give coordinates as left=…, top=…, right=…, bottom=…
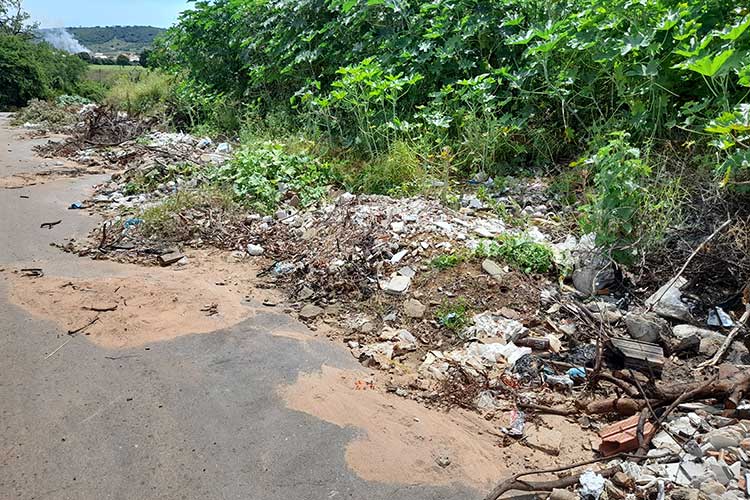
left=68, top=26, right=166, bottom=55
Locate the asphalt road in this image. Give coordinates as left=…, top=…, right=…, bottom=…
left=0, top=114, right=476, bottom=500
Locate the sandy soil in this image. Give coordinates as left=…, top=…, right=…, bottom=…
left=281, top=365, right=596, bottom=488
left=5, top=249, right=282, bottom=349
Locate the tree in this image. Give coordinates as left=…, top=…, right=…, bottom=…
left=116, top=53, right=130, bottom=66
left=77, top=51, right=91, bottom=62
left=139, top=48, right=152, bottom=67
left=0, top=0, right=35, bottom=36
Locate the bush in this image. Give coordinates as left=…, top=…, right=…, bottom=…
left=476, top=235, right=554, bottom=274
left=0, top=34, right=86, bottom=108
left=210, top=141, right=332, bottom=212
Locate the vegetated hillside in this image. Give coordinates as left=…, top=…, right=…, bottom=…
left=69, top=26, right=165, bottom=55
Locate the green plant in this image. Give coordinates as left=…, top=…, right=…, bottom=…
left=435, top=298, right=470, bottom=334
left=430, top=251, right=468, bottom=270
left=351, top=140, right=426, bottom=195
left=211, top=141, right=332, bottom=212
left=105, top=70, right=173, bottom=116
left=578, top=135, right=653, bottom=263
left=476, top=234, right=554, bottom=274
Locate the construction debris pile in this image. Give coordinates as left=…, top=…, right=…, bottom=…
left=37, top=108, right=750, bottom=500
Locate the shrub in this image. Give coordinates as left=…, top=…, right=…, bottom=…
left=210, top=141, right=332, bottom=212
left=350, top=141, right=426, bottom=195
left=430, top=252, right=467, bottom=270
left=0, top=34, right=86, bottom=108
left=476, top=234, right=554, bottom=274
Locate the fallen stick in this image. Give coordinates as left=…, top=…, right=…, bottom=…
left=40, top=220, right=62, bottom=230
left=483, top=457, right=621, bottom=500
left=697, top=302, right=750, bottom=368
left=67, top=316, right=100, bottom=335
left=647, top=218, right=731, bottom=313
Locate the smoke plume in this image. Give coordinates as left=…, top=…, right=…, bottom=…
left=41, top=28, right=90, bottom=54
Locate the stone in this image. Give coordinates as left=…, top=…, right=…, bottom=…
left=299, top=304, right=324, bottom=320
left=246, top=244, right=265, bottom=256
left=298, top=286, right=314, bottom=301
left=382, top=275, right=411, bottom=295
left=611, top=471, right=634, bottom=489
left=435, top=456, right=451, bottom=468
left=700, top=334, right=728, bottom=356
left=358, top=321, right=375, bottom=334
left=391, top=221, right=405, bottom=233
left=670, top=487, right=701, bottom=500
left=390, top=249, right=409, bottom=264
left=700, top=480, right=727, bottom=495
left=404, top=299, right=426, bottom=319
left=526, top=428, right=562, bottom=456
left=398, top=266, right=416, bottom=278
left=548, top=489, right=577, bottom=500
left=646, top=277, right=692, bottom=321
left=481, top=259, right=504, bottom=278
left=706, top=427, right=743, bottom=450
left=624, top=311, right=669, bottom=343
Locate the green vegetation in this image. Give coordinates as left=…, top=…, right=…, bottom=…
left=430, top=252, right=468, bottom=270
left=210, top=142, right=334, bottom=213
left=0, top=28, right=88, bottom=108
left=67, top=26, right=165, bottom=56
left=435, top=299, right=471, bottom=335
left=104, top=69, right=173, bottom=116
left=476, top=235, right=554, bottom=274
left=145, top=0, right=750, bottom=262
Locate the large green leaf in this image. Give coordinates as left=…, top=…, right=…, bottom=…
left=683, top=49, right=735, bottom=77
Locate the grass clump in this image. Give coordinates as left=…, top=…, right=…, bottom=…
left=476, top=234, right=554, bottom=274
left=349, top=141, right=426, bottom=195
left=140, top=188, right=236, bottom=238
left=430, top=251, right=468, bottom=270
left=435, top=298, right=471, bottom=334
left=105, top=70, right=173, bottom=116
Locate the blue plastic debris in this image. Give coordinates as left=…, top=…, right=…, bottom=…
left=68, top=201, right=84, bottom=209
left=567, top=367, right=587, bottom=381
left=124, top=218, right=144, bottom=229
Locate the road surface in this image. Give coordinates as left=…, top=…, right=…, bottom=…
left=0, top=113, right=477, bottom=500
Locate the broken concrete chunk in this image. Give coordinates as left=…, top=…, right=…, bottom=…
left=646, top=277, right=692, bottom=322
left=700, top=334, right=728, bottom=356
left=381, top=275, right=411, bottom=295
left=158, top=251, right=185, bottom=267
left=299, top=304, right=324, bottom=320
left=298, top=286, right=314, bottom=301
left=403, top=298, right=426, bottom=319
left=624, top=311, right=670, bottom=343
left=389, top=249, right=409, bottom=264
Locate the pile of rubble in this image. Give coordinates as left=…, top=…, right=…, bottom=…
left=36, top=105, right=750, bottom=499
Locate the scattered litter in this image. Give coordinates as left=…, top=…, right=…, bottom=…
left=500, top=408, right=525, bottom=437
left=579, top=470, right=606, bottom=500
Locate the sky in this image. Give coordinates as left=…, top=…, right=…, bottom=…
left=23, top=0, right=193, bottom=28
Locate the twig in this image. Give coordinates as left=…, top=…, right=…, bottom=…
left=40, top=220, right=62, bottom=230
left=67, top=316, right=100, bottom=335
left=647, top=218, right=731, bottom=312
left=483, top=456, right=622, bottom=500
left=697, top=303, right=750, bottom=368
left=44, top=338, right=72, bottom=360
